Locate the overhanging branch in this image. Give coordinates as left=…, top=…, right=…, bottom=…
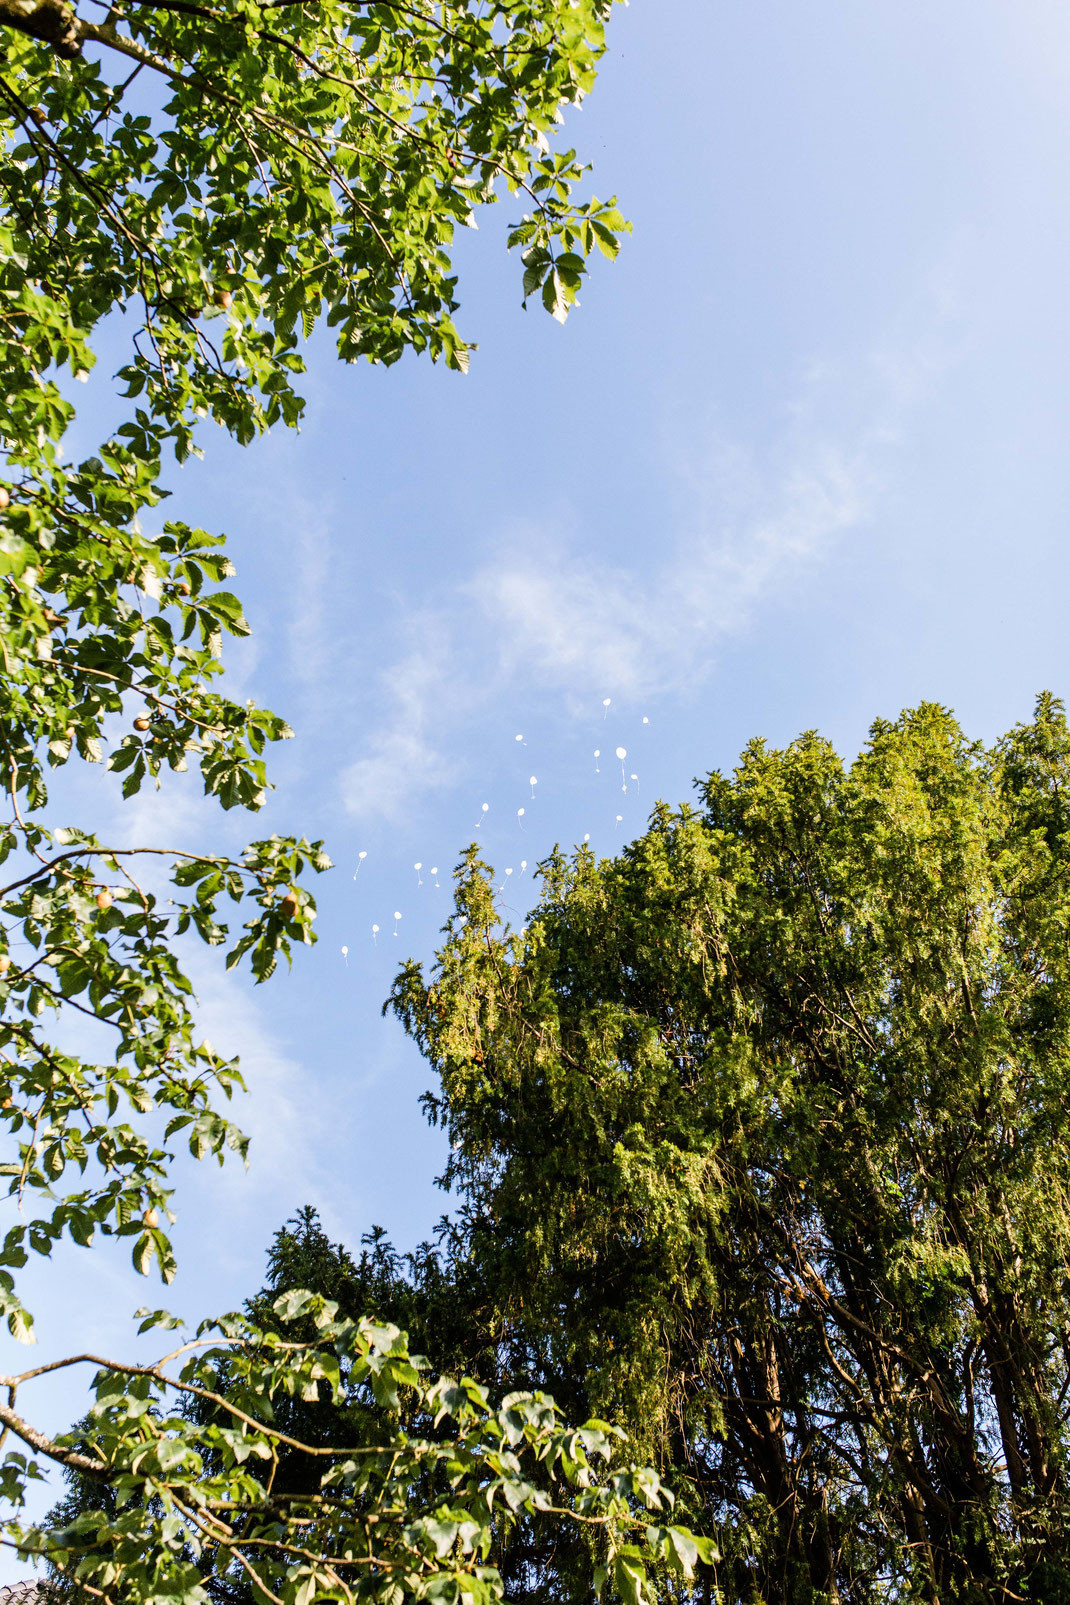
left=0, top=0, right=178, bottom=77
left=0, top=0, right=81, bottom=58
left=0, top=1395, right=109, bottom=1479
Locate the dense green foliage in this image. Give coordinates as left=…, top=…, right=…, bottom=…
left=40, top=1211, right=713, bottom=1605
left=21, top=1292, right=704, bottom=1605
left=392, top=695, right=1070, bottom=1605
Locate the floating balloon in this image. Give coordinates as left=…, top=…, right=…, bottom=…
left=505, top=867, right=513, bottom=878
left=615, top=815, right=623, bottom=827
left=616, top=746, right=628, bottom=790
left=630, top=772, right=639, bottom=794
left=520, top=859, right=528, bottom=874
left=393, top=910, right=402, bottom=935
left=414, top=861, right=423, bottom=886
left=476, top=802, right=489, bottom=828
left=583, top=832, right=591, bottom=843
left=431, top=865, right=440, bottom=886
left=371, top=923, right=379, bottom=947
left=642, top=716, right=649, bottom=725
left=593, top=749, right=600, bottom=772
left=515, top=733, right=525, bottom=744
left=353, top=850, right=367, bottom=879
left=341, top=945, right=349, bottom=967
left=517, top=806, right=525, bottom=829
left=602, top=697, right=611, bottom=718
left=529, top=775, right=537, bottom=797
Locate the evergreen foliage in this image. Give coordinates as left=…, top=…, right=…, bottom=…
left=392, top=694, right=1070, bottom=1604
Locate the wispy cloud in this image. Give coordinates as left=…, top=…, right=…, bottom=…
left=471, top=437, right=867, bottom=700
left=338, top=426, right=867, bottom=824
left=336, top=322, right=955, bottom=822
left=188, top=960, right=323, bottom=1217
left=340, top=632, right=462, bottom=823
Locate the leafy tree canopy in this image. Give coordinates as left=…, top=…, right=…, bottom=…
left=38, top=1210, right=714, bottom=1605
left=0, top=7, right=699, bottom=1605
left=0, top=0, right=626, bottom=1357
left=392, top=693, right=1070, bottom=1605
left=20, top=1293, right=709, bottom=1605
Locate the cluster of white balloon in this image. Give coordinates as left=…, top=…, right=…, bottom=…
left=344, top=700, right=652, bottom=959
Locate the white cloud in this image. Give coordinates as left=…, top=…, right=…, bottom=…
left=471, top=437, right=868, bottom=700
left=335, top=426, right=870, bottom=823
left=340, top=632, right=462, bottom=822
left=333, top=317, right=959, bottom=821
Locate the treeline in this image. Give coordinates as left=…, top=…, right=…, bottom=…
left=54, top=693, right=1070, bottom=1605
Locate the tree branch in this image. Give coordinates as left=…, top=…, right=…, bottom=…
left=0, top=1393, right=109, bottom=1478
left=0, top=0, right=80, bottom=58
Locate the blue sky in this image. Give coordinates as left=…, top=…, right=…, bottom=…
left=8, top=0, right=1070, bottom=1531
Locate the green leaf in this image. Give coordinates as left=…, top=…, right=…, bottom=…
left=6, top=1305, right=35, bottom=1345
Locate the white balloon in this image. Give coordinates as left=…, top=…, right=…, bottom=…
left=517, top=806, right=525, bottom=817
left=642, top=716, right=649, bottom=725
left=515, top=734, right=524, bottom=742
left=602, top=698, right=611, bottom=708
left=615, top=746, right=627, bottom=760
left=394, top=911, right=402, bottom=920
left=616, top=815, right=623, bottom=824
left=520, top=859, right=528, bottom=872
left=529, top=775, right=537, bottom=786
left=505, top=868, right=513, bottom=877
left=415, top=861, right=422, bottom=869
